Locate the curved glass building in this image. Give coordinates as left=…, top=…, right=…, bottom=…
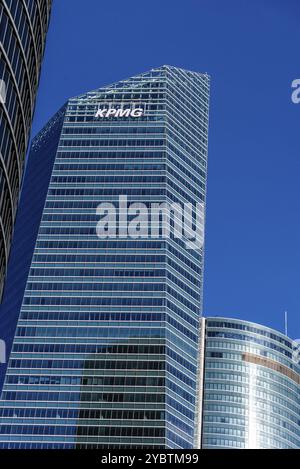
left=199, top=317, right=300, bottom=449
left=0, top=0, right=52, bottom=297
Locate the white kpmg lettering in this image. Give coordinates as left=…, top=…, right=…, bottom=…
left=95, top=107, right=143, bottom=118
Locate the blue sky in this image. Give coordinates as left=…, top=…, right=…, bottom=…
left=31, top=0, right=300, bottom=337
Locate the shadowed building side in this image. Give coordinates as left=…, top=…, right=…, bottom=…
left=0, top=105, right=66, bottom=393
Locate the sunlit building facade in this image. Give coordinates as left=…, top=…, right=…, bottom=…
left=0, top=66, right=210, bottom=448
left=198, top=317, right=300, bottom=449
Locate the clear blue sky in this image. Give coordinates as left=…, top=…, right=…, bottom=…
left=31, top=0, right=300, bottom=337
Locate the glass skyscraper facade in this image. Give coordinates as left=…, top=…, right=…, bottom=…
left=199, top=317, right=300, bottom=449
left=0, top=66, right=210, bottom=448
left=0, top=0, right=52, bottom=297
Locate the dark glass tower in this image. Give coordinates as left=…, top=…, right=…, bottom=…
left=0, top=0, right=52, bottom=297
left=0, top=66, right=210, bottom=449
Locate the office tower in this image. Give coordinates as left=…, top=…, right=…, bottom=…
left=0, top=0, right=52, bottom=297
left=197, top=317, right=300, bottom=449
left=0, top=66, right=210, bottom=448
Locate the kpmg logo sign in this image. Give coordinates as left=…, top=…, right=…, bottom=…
left=95, top=107, right=144, bottom=118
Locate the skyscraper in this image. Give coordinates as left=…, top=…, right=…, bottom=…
left=0, top=0, right=52, bottom=297
left=0, top=66, right=210, bottom=448
left=197, top=317, right=300, bottom=449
